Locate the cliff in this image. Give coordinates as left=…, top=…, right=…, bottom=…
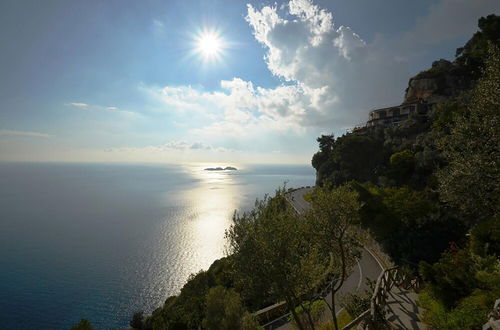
left=404, top=59, right=469, bottom=104
left=404, top=14, right=499, bottom=105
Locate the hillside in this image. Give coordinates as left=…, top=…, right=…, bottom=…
left=311, top=14, right=499, bottom=329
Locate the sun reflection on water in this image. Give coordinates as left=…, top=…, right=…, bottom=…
left=177, top=164, right=241, bottom=275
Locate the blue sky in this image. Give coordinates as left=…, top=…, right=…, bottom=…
left=0, top=0, right=498, bottom=164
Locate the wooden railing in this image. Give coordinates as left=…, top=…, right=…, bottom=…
left=253, top=269, right=338, bottom=328
left=342, top=267, right=421, bottom=329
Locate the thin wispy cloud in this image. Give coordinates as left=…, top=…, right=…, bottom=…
left=66, top=102, right=140, bottom=116
left=106, top=141, right=236, bottom=153
left=0, top=130, right=52, bottom=138
left=67, top=102, right=89, bottom=108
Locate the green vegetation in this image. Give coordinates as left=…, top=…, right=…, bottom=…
left=416, top=44, right=500, bottom=329
left=304, top=185, right=362, bottom=329
left=419, top=238, right=500, bottom=329
left=227, top=186, right=361, bottom=330
left=71, top=319, right=93, bottom=330
left=437, top=44, right=500, bottom=226
left=339, top=279, right=375, bottom=319
left=311, top=15, right=500, bottom=330
left=202, top=286, right=257, bottom=330
left=316, top=309, right=353, bottom=330
left=227, top=190, right=326, bottom=330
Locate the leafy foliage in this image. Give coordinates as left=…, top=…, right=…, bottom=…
left=419, top=243, right=500, bottom=329
left=470, top=217, right=500, bottom=257
left=130, top=312, right=144, bottom=330
left=202, top=286, right=245, bottom=330
left=339, top=278, right=375, bottom=318
left=353, top=183, right=465, bottom=265
left=305, top=185, right=363, bottom=330
left=310, top=16, right=499, bottom=329
left=226, top=189, right=329, bottom=330
left=437, top=44, right=500, bottom=225
left=70, top=319, right=93, bottom=330
left=142, top=257, right=240, bottom=329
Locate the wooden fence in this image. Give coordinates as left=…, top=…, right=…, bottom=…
left=342, top=267, right=421, bottom=329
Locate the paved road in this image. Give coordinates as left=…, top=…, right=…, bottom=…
left=275, top=187, right=384, bottom=329
left=288, top=187, right=314, bottom=214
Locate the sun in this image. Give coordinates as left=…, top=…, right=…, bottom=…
left=194, top=30, right=225, bottom=62
left=198, top=34, right=221, bottom=56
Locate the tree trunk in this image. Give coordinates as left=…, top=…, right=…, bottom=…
left=331, top=237, right=346, bottom=330
left=299, top=301, right=316, bottom=330
left=331, top=292, right=339, bottom=330
left=286, top=296, right=305, bottom=330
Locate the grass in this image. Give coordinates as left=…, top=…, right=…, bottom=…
left=316, top=310, right=353, bottom=330
left=303, top=189, right=316, bottom=203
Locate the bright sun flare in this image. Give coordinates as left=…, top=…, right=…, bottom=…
left=199, top=35, right=220, bottom=55
left=195, top=31, right=224, bottom=61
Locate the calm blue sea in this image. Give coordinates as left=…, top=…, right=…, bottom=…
left=0, top=162, right=315, bottom=329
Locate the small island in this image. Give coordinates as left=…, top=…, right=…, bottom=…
left=204, top=166, right=238, bottom=171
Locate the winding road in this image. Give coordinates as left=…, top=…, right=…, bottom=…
left=274, top=187, right=384, bottom=329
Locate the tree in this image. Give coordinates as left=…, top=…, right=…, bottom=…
left=313, top=132, right=387, bottom=186
left=70, top=319, right=93, bottom=330
left=389, top=149, right=414, bottom=182
left=470, top=216, right=500, bottom=257
left=437, top=44, right=500, bottom=225
left=305, top=185, right=362, bottom=330
left=226, top=189, right=328, bottom=330
left=419, top=240, right=500, bottom=330
left=130, top=312, right=144, bottom=330
left=419, top=245, right=478, bottom=309
left=355, top=184, right=465, bottom=265
left=455, top=15, right=500, bottom=82
left=202, top=286, right=245, bottom=330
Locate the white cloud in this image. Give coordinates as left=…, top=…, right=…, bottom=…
left=146, top=78, right=314, bottom=137
left=244, top=0, right=411, bottom=127
left=146, top=0, right=499, bottom=139
left=67, top=102, right=89, bottom=108
left=0, top=129, right=52, bottom=138
left=107, top=141, right=235, bottom=153
left=66, top=102, right=139, bottom=116
left=152, top=19, right=166, bottom=37
left=164, top=140, right=214, bottom=150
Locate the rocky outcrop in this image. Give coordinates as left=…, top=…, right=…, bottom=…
left=404, top=59, right=469, bottom=104
left=204, top=166, right=237, bottom=171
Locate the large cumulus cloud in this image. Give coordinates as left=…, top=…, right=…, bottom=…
left=245, top=0, right=413, bottom=128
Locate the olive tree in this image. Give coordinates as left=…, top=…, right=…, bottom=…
left=226, top=189, right=327, bottom=330
left=305, top=184, right=362, bottom=330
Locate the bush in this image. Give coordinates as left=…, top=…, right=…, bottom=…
left=290, top=300, right=327, bottom=328
left=419, top=286, right=497, bottom=330
left=389, top=149, right=414, bottom=182
left=130, top=312, right=144, bottom=329
left=340, top=293, right=370, bottom=318
left=70, top=319, right=93, bottom=330
left=470, top=217, right=500, bottom=257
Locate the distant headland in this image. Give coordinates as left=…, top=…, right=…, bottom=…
left=204, top=166, right=238, bottom=171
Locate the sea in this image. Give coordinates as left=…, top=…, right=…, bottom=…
left=0, top=162, right=315, bottom=329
